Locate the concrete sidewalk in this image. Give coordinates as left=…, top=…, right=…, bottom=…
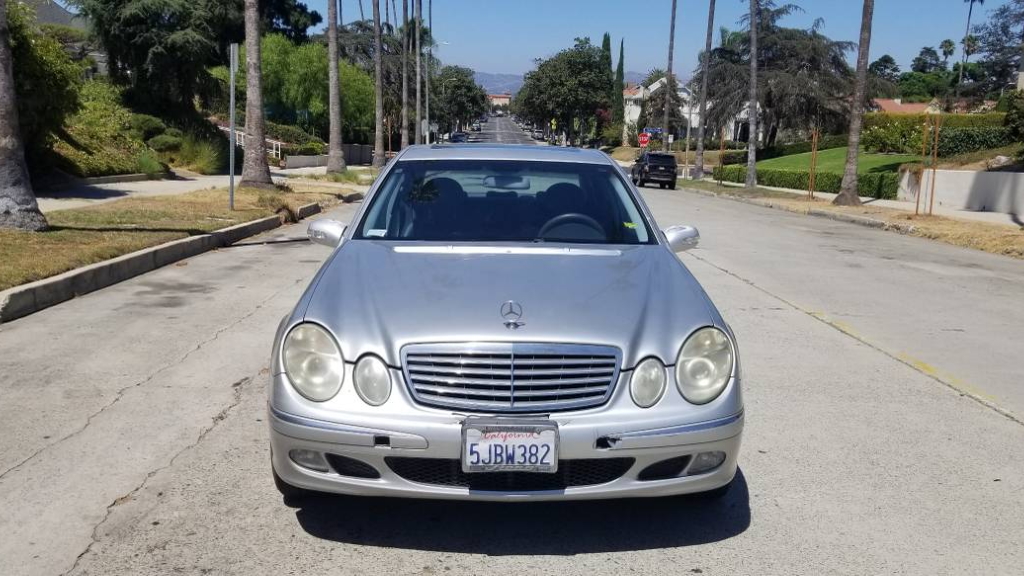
left=705, top=178, right=1023, bottom=227
left=35, top=166, right=353, bottom=213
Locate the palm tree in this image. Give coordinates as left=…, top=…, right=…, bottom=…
left=957, top=0, right=984, bottom=98
left=835, top=0, right=874, bottom=206
left=240, top=0, right=273, bottom=187
left=745, top=0, right=758, bottom=189
left=358, top=0, right=365, bottom=20
left=940, top=39, right=955, bottom=66
left=0, top=0, right=46, bottom=231
left=327, top=0, right=347, bottom=173
left=694, top=0, right=716, bottom=178
left=414, top=0, right=422, bottom=144
left=372, top=0, right=385, bottom=168
left=663, top=0, right=678, bottom=152
left=400, top=0, right=409, bottom=148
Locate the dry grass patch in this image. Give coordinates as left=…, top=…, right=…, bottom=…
left=680, top=181, right=1024, bottom=260
left=0, top=184, right=343, bottom=291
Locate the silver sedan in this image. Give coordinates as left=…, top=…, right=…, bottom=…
left=269, top=144, right=743, bottom=501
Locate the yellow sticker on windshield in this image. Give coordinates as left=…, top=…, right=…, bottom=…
left=624, top=222, right=637, bottom=229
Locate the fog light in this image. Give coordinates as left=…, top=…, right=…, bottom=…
left=289, top=449, right=329, bottom=472
left=687, top=451, right=726, bottom=475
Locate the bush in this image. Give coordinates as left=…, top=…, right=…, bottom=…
left=178, top=136, right=224, bottom=175
left=1002, top=91, right=1024, bottom=141
left=147, top=134, right=183, bottom=152
left=862, top=122, right=921, bottom=154
left=937, top=127, right=1014, bottom=157
left=864, top=112, right=1005, bottom=131
left=51, top=80, right=148, bottom=177
left=712, top=166, right=900, bottom=199
left=136, top=150, right=165, bottom=178
left=130, top=114, right=167, bottom=140
left=295, top=141, right=325, bottom=155
left=264, top=121, right=323, bottom=145
left=8, top=1, right=83, bottom=158
left=165, top=128, right=184, bottom=139
left=601, top=123, right=623, bottom=147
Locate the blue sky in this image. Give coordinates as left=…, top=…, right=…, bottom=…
left=312, top=0, right=1009, bottom=78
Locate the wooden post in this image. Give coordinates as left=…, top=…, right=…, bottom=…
left=808, top=128, right=819, bottom=200
left=916, top=116, right=931, bottom=216
left=718, top=126, right=727, bottom=185
left=928, top=115, right=942, bottom=216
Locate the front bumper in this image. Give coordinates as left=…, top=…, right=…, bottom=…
left=642, top=170, right=677, bottom=182
left=269, top=378, right=744, bottom=501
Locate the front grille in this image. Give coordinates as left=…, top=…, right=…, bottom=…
left=402, top=343, right=621, bottom=413
left=385, top=457, right=635, bottom=491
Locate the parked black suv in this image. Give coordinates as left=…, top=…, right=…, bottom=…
left=630, top=152, right=678, bottom=189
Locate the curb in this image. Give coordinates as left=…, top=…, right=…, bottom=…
left=681, top=187, right=891, bottom=230
left=80, top=173, right=154, bottom=185
left=0, top=202, right=323, bottom=324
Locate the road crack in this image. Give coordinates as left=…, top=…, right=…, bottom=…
left=0, top=277, right=301, bottom=481
left=62, top=375, right=253, bottom=576
left=684, top=251, right=1024, bottom=427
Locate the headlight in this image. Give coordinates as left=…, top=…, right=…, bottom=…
left=354, top=355, right=392, bottom=406
left=282, top=323, right=344, bottom=401
left=676, top=327, right=734, bottom=404
left=630, top=358, right=666, bottom=408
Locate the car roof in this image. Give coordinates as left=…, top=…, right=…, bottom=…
left=398, top=144, right=615, bottom=165
left=647, top=152, right=675, bottom=157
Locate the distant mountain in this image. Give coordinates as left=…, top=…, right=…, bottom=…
left=624, top=71, right=645, bottom=86
left=474, top=70, right=655, bottom=95
left=474, top=72, right=524, bottom=96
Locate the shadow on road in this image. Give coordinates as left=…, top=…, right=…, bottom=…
left=290, top=469, right=750, bottom=553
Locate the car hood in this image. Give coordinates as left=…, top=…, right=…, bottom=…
left=301, top=241, right=719, bottom=368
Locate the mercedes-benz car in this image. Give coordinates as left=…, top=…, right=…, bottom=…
left=269, top=144, right=743, bottom=501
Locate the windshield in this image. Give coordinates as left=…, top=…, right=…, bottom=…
left=648, top=154, right=676, bottom=165
left=355, top=160, right=653, bottom=244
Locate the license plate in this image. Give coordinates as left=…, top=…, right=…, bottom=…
left=461, top=419, right=558, bottom=473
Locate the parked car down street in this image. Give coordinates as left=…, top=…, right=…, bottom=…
left=631, top=152, right=679, bottom=190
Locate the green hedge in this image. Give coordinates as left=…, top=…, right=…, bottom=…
left=147, top=134, right=182, bottom=152
left=937, top=127, right=1014, bottom=156
left=864, top=112, right=1005, bottom=130
left=711, top=166, right=900, bottom=199
left=265, top=121, right=323, bottom=145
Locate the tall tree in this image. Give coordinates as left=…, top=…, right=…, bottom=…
left=957, top=0, right=985, bottom=99
left=835, top=0, right=874, bottom=206
left=358, top=0, right=365, bottom=20
left=613, top=39, right=625, bottom=124
left=0, top=0, right=46, bottom=231
left=940, top=39, right=956, bottom=66
left=401, top=0, right=409, bottom=148
left=327, top=0, right=346, bottom=173
left=601, top=32, right=613, bottom=104
left=414, top=0, right=422, bottom=144
left=868, top=54, right=900, bottom=83
left=912, top=47, right=943, bottom=73
left=694, top=0, right=716, bottom=178
left=745, top=0, right=758, bottom=188
left=372, top=0, right=385, bottom=167
left=663, top=0, right=677, bottom=151
left=241, top=0, right=273, bottom=187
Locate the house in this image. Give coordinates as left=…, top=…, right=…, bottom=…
left=622, top=78, right=753, bottom=144
left=870, top=98, right=941, bottom=114
left=488, top=93, right=512, bottom=108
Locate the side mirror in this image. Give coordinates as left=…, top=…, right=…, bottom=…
left=663, top=225, right=700, bottom=252
left=307, top=219, right=347, bottom=248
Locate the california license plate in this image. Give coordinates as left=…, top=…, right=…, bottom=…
left=461, top=419, right=558, bottom=473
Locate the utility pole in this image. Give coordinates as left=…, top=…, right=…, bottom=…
left=663, top=0, right=678, bottom=152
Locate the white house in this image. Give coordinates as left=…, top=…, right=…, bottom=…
left=623, top=78, right=754, bottom=144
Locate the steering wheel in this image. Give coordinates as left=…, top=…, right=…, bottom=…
left=537, top=213, right=606, bottom=240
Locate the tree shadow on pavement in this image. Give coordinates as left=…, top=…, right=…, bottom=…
left=291, top=469, right=750, bottom=554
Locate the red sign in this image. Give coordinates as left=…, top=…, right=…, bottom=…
left=638, top=133, right=650, bottom=147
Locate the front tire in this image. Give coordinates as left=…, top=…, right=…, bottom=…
left=638, top=179, right=645, bottom=188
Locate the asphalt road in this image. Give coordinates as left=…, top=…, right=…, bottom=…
left=1, top=191, right=1022, bottom=575
left=470, top=115, right=537, bottom=144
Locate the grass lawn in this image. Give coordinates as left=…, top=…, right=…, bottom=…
left=757, top=147, right=919, bottom=173
left=677, top=180, right=1024, bottom=259
left=0, top=183, right=351, bottom=291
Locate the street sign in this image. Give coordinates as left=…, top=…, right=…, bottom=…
left=638, top=133, right=650, bottom=147
left=643, top=127, right=663, bottom=134
left=668, top=134, right=674, bottom=144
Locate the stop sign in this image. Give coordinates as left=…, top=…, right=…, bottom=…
left=638, top=133, right=650, bottom=147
